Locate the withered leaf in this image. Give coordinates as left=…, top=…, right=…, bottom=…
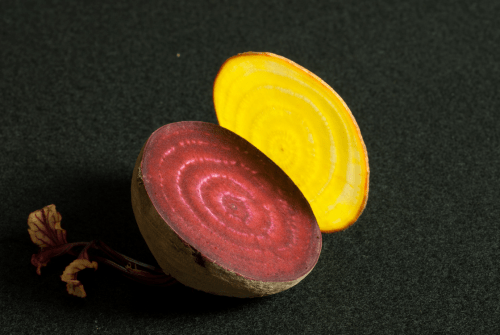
left=28, top=204, right=67, bottom=249
left=61, top=258, right=98, bottom=298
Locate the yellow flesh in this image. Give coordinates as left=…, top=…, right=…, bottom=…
left=213, top=52, right=369, bottom=232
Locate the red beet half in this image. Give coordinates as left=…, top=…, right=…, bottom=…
left=131, top=121, right=322, bottom=297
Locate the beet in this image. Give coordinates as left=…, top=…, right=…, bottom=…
left=213, top=52, right=370, bottom=233
left=131, top=121, right=322, bottom=297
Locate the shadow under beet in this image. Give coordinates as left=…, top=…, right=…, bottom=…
left=122, top=274, right=264, bottom=317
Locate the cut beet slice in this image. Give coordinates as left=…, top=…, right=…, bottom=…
left=131, top=121, right=322, bottom=298
left=213, top=52, right=370, bottom=232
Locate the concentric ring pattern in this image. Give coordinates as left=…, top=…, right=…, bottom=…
left=213, top=53, right=369, bottom=232
left=141, top=122, right=321, bottom=282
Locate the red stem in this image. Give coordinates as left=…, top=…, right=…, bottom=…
left=54, top=240, right=178, bottom=287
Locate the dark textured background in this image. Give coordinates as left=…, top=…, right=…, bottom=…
left=1, top=0, right=499, bottom=334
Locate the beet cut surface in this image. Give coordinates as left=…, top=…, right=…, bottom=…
left=132, top=122, right=322, bottom=297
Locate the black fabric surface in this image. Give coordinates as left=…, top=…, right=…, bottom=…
left=1, top=0, right=499, bottom=334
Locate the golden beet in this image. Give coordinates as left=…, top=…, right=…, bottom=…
left=213, top=52, right=369, bottom=232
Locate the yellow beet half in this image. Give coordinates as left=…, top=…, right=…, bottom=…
left=213, top=52, right=369, bottom=232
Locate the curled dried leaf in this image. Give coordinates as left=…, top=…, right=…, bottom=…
left=61, top=258, right=98, bottom=298
left=28, top=204, right=67, bottom=249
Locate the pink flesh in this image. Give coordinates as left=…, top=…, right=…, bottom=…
left=141, top=121, right=321, bottom=282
